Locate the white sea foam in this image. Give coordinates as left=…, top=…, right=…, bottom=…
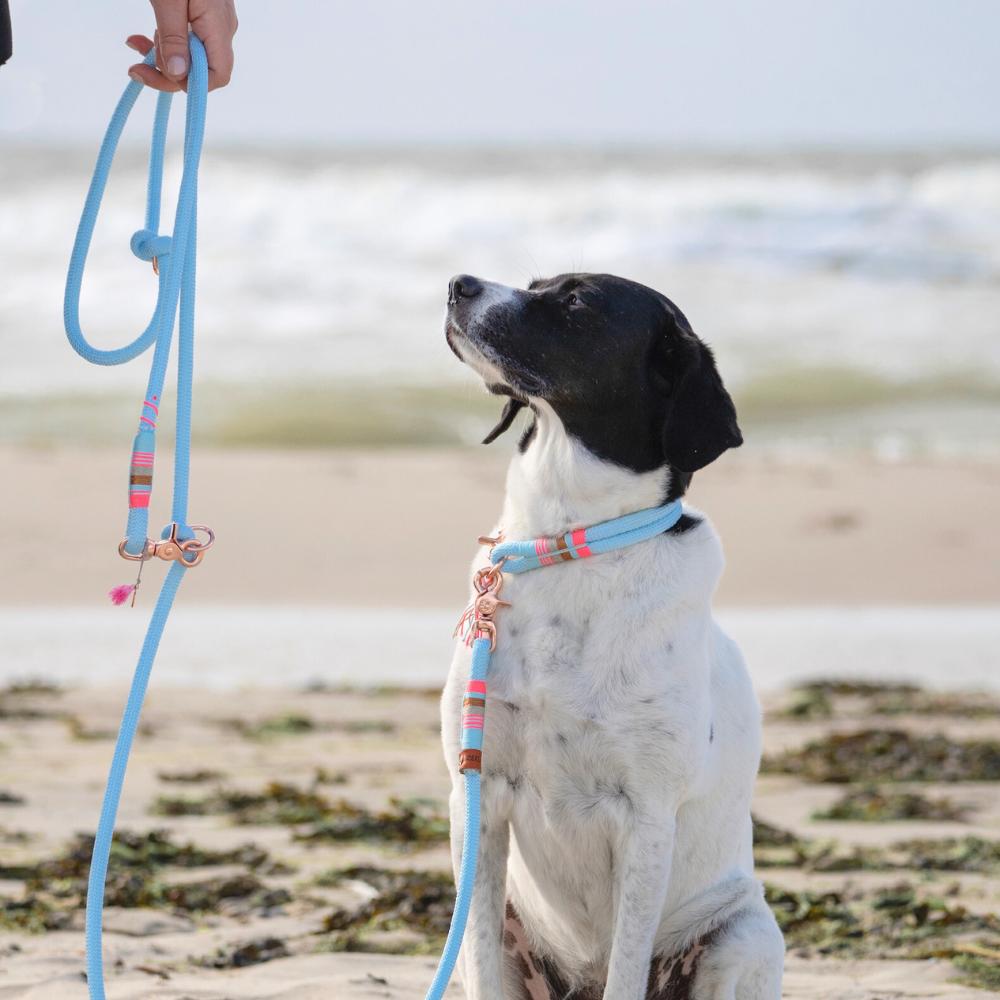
left=2, top=148, right=999, bottom=451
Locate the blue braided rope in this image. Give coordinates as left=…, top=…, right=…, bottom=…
left=84, top=562, right=186, bottom=997
left=63, top=37, right=209, bottom=1000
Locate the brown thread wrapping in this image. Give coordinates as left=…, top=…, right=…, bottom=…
left=459, top=749, right=482, bottom=772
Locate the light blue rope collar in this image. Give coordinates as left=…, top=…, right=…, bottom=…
left=491, top=499, right=684, bottom=573
left=425, top=498, right=684, bottom=1000
left=64, top=37, right=209, bottom=1000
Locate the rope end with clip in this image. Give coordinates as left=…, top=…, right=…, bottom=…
left=112, top=524, right=215, bottom=605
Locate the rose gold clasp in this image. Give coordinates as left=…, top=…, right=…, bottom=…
left=118, top=523, right=215, bottom=567
left=473, top=557, right=507, bottom=596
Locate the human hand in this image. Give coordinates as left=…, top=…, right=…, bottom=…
left=127, top=0, right=237, bottom=92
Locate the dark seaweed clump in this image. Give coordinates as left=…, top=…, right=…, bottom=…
left=0, top=829, right=288, bottom=932
left=317, top=866, right=455, bottom=953
left=753, top=818, right=1000, bottom=875
left=0, top=681, right=63, bottom=722
left=774, top=679, right=1000, bottom=721
left=892, top=837, right=1000, bottom=874
left=766, top=881, right=1000, bottom=958
left=221, top=713, right=395, bottom=740
left=762, top=729, right=1000, bottom=783
left=812, top=785, right=968, bottom=822
left=157, top=768, right=228, bottom=784
left=196, top=935, right=291, bottom=969
left=152, top=783, right=448, bottom=846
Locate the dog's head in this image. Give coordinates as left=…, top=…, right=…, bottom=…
left=445, top=273, right=741, bottom=486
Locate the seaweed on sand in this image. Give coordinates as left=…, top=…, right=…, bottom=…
left=766, top=881, right=1000, bottom=960
left=0, top=680, right=63, bottom=722
left=294, top=798, right=448, bottom=846
left=752, top=817, right=1000, bottom=875
left=891, top=837, right=1000, bottom=874
left=752, top=815, right=802, bottom=847
left=791, top=680, right=921, bottom=698
left=0, top=828, right=272, bottom=884
left=152, top=783, right=449, bottom=846
left=0, top=829, right=288, bottom=931
left=762, top=729, right=1000, bottom=783
left=317, top=866, right=455, bottom=953
left=0, top=893, right=73, bottom=933
left=812, top=785, right=968, bottom=822
left=220, top=713, right=396, bottom=740
left=196, top=935, right=291, bottom=969
left=157, top=768, right=228, bottom=784
left=773, top=679, right=1000, bottom=721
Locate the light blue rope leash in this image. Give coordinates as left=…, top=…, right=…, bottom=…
left=425, top=498, right=684, bottom=1000
left=63, top=36, right=210, bottom=1000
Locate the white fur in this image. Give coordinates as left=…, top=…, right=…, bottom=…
left=440, top=398, right=783, bottom=1000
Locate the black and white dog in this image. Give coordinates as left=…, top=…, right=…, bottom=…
left=441, top=274, right=784, bottom=1000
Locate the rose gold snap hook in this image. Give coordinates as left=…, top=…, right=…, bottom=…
left=473, top=564, right=505, bottom=596
left=182, top=525, right=215, bottom=552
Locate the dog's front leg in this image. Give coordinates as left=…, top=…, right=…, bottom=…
left=449, top=784, right=510, bottom=1000
left=603, top=811, right=676, bottom=1000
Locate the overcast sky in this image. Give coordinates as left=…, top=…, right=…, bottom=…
left=1, top=0, right=998, bottom=147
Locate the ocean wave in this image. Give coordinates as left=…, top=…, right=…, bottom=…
left=2, top=147, right=999, bottom=422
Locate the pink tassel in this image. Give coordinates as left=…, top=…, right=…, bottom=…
left=108, top=584, right=135, bottom=606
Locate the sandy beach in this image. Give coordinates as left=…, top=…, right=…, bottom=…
left=2, top=446, right=999, bottom=998
left=3, top=681, right=1000, bottom=998
left=3, top=445, right=999, bottom=607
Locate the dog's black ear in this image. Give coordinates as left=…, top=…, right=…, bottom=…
left=655, top=311, right=742, bottom=472
left=482, top=398, right=526, bottom=445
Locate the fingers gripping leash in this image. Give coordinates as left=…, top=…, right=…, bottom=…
left=63, top=36, right=212, bottom=1000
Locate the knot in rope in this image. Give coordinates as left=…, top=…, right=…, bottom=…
left=129, top=228, right=172, bottom=262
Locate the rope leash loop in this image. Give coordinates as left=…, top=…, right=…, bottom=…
left=64, top=36, right=210, bottom=1000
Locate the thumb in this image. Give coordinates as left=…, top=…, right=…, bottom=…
left=150, top=0, right=190, bottom=81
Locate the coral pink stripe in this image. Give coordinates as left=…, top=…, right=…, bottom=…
left=143, top=399, right=159, bottom=414
left=129, top=494, right=151, bottom=508
left=132, top=451, right=154, bottom=458
left=535, top=537, right=556, bottom=565
left=140, top=416, right=156, bottom=427
left=467, top=680, right=486, bottom=694
left=463, top=716, right=485, bottom=728
left=571, top=528, right=592, bottom=559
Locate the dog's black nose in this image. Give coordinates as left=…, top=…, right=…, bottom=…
left=449, top=274, right=483, bottom=304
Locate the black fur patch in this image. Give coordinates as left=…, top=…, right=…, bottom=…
left=447, top=273, right=742, bottom=500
